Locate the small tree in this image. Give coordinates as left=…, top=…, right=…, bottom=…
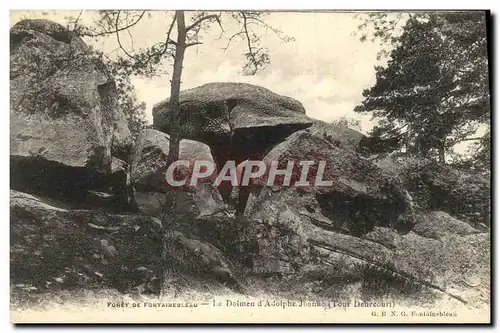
left=74, top=10, right=293, bottom=295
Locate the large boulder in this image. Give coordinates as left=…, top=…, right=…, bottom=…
left=411, top=211, right=482, bottom=239
left=130, top=129, right=226, bottom=231
left=152, top=82, right=314, bottom=167
left=244, top=128, right=410, bottom=232
left=163, top=231, right=241, bottom=292
left=10, top=19, right=132, bottom=208
left=234, top=127, right=407, bottom=273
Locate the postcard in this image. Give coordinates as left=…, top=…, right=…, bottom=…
left=9, top=9, right=491, bottom=324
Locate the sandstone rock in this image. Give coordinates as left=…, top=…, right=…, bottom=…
left=130, top=129, right=226, bottom=227
left=194, top=215, right=259, bottom=272
left=308, top=120, right=366, bottom=151
left=164, top=231, right=241, bottom=291
left=244, top=129, right=410, bottom=234
left=192, top=199, right=489, bottom=304
left=198, top=127, right=410, bottom=276
left=10, top=19, right=132, bottom=208
left=10, top=155, right=128, bottom=211
left=153, top=82, right=314, bottom=167
left=205, top=128, right=487, bottom=302
left=412, top=211, right=481, bottom=239
left=12, top=19, right=112, bottom=169
left=382, top=158, right=490, bottom=226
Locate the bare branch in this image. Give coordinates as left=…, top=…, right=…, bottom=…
left=66, top=10, right=85, bottom=40
left=186, top=41, right=203, bottom=48
left=114, top=11, right=177, bottom=72
left=215, top=11, right=225, bottom=39
left=185, top=12, right=225, bottom=53
left=459, top=137, right=483, bottom=142
left=157, top=12, right=178, bottom=57
left=106, top=46, right=121, bottom=56
left=125, top=12, right=135, bottom=51
left=82, top=10, right=146, bottom=37
left=223, top=31, right=244, bottom=51
left=241, top=12, right=259, bottom=75
left=244, top=15, right=294, bottom=43
left=115, top=11, right=139, bottom=60
left=74, top=10, right=83, bottom=27
left=186, top=14, right=222, bottom=32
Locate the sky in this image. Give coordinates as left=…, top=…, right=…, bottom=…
left=10, top=10, right=395, bottom=134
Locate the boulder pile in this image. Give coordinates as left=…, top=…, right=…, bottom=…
left=10, top=19, right=490, bottom=307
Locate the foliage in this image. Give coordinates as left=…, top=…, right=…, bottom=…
left=119, top=86, right=148, bottom=141
left=354, top=12, right=412, bottom=60
left=331, top=116, right=362, bottom=131
left=355, top=12, right=490, bottom=166
left=82, top=44, right=149, bottom=141
left=375, top=153, right=490, bottom=226
left=448, top=129, right=491, bottom=177
left=109, top=66, right=148, bottom=141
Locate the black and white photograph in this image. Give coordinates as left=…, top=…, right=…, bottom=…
left=8, top=9, right=492, bottom=324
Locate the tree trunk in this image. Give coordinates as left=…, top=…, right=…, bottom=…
left=167, top=11, right=186, bottom=167
left=438, top=141, right=446, bottom=164
left=160, top=10, right=187, bottom=298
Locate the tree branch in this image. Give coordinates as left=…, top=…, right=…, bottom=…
left=241, top=12, right=258, bottom=75
left=68, top=10, right=84, bottom=39
left=115, top=11, right=138, bottom=60
left=186, top=42, right=203, bottom=48
left=223, top=31, right=244, bottom=51
left=460, top=137, right=484, bottom=142
left=158, top=12, right=178, bottom=57
left=186, top=14, right=222, bottom=32
left=125, top=12, right=136, bottom=51
left=82, top=10, right=146, bottom=37
left=244, top=15, right=294, bottom=43
left=73, top=10, right=83, bottom=28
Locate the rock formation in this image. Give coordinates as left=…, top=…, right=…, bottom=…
left=10, top=19, right=490, bottom=308
left=309, top=120, right=366, bottom=152
left=130, top=129, right=226, bottom=230
left=10, top=19, right=132, bottom=210
left=153, top=82, right=313, bottom=168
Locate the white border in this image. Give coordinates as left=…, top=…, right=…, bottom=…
left=5, top=1, right=499, bottom=10
left=2, top=1, right=497, bottom=332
